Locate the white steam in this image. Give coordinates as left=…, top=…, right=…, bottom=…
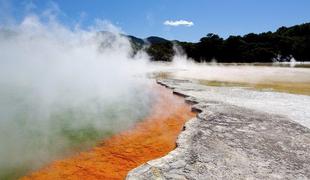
left=0, top=14, right=153, bottom=178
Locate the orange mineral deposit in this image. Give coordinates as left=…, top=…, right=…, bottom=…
left=21, top=85, right=195, bottom=180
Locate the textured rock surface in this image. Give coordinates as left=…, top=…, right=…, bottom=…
left=127, top=79, right=310, bottom=180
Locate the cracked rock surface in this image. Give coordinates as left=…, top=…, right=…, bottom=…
left=127, top=79, right=310, bottom=180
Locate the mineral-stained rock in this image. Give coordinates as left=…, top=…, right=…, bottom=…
left=127, top=79, right=310, bottom=180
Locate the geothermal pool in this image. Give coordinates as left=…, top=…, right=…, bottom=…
left=0, top=84, right=153, bottom=179
left=21, top=84, right=195, bottom=179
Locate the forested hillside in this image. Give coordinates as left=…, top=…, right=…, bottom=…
left=128, top=23, right=310, bottom=62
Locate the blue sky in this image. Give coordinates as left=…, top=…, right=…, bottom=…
left=3, top=0, right=310, bottom=41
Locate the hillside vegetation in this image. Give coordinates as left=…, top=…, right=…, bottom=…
left=128, top=23, right=310, bottom=62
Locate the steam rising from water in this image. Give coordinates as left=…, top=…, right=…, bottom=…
left=0, top=14, right=153, bottom=178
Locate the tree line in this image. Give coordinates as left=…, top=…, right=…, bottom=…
left=129, top=22, right=310, bottom=62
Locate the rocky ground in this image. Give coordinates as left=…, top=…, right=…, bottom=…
left=127, top=79, right=310, bottom=180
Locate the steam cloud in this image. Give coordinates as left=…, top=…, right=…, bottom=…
left=0, top=11, right=156, bottom=179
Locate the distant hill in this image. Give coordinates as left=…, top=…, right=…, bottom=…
left=125, top=35, right=174, bottom=61
left=145, top=36, right=170, bottom=44
left=127, top=35, right=145, bottom=46
left=125, top=35, right=170, bottom=45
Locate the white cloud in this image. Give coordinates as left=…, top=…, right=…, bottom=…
left=163, top=20, right=194, bottom=27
